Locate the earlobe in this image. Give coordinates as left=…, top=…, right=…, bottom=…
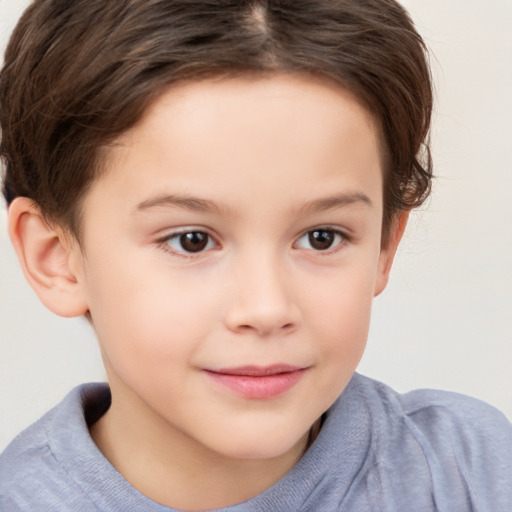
left=374, top=211, right=409, bottom=297
left=8, top=197, right=89, bottom=317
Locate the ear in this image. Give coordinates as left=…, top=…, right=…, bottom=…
left=373, top=211, right=409, bottom=297
left=8, top=197, right=89, bottom=317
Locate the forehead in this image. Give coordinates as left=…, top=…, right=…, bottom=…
left=89, top=74, right=383, bottom=218
left=133, top=73, right=379, bottom=153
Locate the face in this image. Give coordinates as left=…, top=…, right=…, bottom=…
left=71, top=75, right=397, bottom=462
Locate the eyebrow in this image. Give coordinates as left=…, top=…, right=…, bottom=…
left=299, top=192, right=372, bottom=214
left=136, top=194, right=222, bottom=214
left=135, top=191, right=372, bottom=215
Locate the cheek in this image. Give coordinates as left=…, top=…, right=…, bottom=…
left=305, top=268, right=376, bottom=362
left=86, top=262, right=222, bottom=374
left=295, top=276, right=375, bottom=418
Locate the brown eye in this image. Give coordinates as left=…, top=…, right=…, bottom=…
left=295, top=228, right=345, bottom=251
left=164, top=231, right=214, bottom=254
left=179, top=232, right=209, bottom=252
left=308, top=230, right=335, bottom=250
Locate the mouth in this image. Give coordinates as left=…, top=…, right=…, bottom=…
left=203, top=365, right=308, bottom=399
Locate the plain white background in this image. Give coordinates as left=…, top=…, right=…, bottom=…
left=1, top=0, right=511, bottom=450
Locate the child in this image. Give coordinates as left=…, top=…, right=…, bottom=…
left=0, top=0, right=510, bottom=510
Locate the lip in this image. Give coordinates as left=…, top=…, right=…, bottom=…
left=203, top=365, right=307, bottom=399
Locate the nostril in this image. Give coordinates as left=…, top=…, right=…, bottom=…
left=223, top=289, right=300, bottom=336
left=231, top=321, right=296, bottom=336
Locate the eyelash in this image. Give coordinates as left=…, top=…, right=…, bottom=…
left=156, top=226, right=349, bottom=258
left=156, top=228, right=219, bottom=258
left=294, top=227, right=349, bottom=254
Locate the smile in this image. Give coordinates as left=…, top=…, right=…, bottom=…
left=203, top=365, right=307, bottom=399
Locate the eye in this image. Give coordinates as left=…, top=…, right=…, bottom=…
left=164, top=230, right=216, bottom=254
left=295, top=228, right=345, bottom=251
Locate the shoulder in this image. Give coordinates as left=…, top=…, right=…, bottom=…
left=0, top=383, right=110, bottom=511
left=352, top=374, right=512, bottom=508
left=400, top=385, right=511, bottom=432
left=402, top=387, right=512, bottom=508
left=398, top=385, right=512, bottom=460
left=352, top=372, right=512, bottom=441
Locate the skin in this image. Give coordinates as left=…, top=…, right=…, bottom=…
left=9, top=74, right=407, bottom=510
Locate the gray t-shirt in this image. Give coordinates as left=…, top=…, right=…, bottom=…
left=1, top=373, right=511, bottom=511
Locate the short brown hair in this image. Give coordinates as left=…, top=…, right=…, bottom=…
left=1, top=0, right=433, bottom=242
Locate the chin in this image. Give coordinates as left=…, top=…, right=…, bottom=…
left=210, top=426, right=310, bottom=462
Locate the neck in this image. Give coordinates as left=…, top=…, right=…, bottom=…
left=89, top=386, right=309, bottom=510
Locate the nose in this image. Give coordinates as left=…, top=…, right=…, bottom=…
left=224, top=253, right=300, bottom=337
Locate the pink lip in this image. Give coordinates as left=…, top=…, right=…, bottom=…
left=204, top=365, right=307, bottom=399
